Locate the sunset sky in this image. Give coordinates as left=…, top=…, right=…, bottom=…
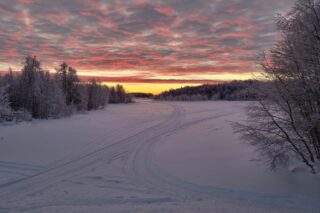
left=0, top=0, right=293, bottom=94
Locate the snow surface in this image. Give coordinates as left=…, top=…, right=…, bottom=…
left=0, top=100, right=319, bottom=213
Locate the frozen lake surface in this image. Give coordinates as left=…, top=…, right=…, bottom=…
left=0, top=100, right=319, bottom=213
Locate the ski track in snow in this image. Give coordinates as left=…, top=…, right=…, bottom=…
left=0, top=101, right=319, bottom=213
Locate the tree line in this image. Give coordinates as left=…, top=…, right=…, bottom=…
left=129, top=92, right=154, bottom=99
left=0, top=56, right=132, bottom=122
left=154, top=80, right=259, bottom=101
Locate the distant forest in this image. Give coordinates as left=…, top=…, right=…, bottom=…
left=130, top=92, right=154, bottom=98
left=154, top=80, right=260, bottom=101
left=0, top=56, right=132, bottom=122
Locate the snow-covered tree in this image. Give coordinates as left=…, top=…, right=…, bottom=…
left=38, top=72, right=67, bottom=118
left=55, top=62, right=68, bottom=94
left=0, top=56, right=131, bottom=120
left=115, top=84, right=127, bottom=103
left=237, top=0, right=320, bottom=173
left=55, top=63, right=80, bottom=106
left=8, top=57, right=68, bottom=119
left=0, top=85, right=12, bottom=121
left=87, top=79, right=109, bottom=110
left=17, top=56, right=43, bottom=118
left=108, top=87, right=118, bottom=103
left=109, top=84, right=132, bottom=104
left=75, top=84, right=89, bottom=111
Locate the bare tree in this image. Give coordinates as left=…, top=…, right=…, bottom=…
left=237, top=0, right=320, bottom=173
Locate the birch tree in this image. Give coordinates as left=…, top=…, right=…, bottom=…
left=238, top=0, right=320, bottom=173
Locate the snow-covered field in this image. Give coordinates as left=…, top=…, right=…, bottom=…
left=0, top=100, right=319, bottom=213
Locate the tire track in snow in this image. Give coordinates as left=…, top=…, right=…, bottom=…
left=0, top=102, right=319, bottom=212
left=0, top=103, right=184, bottom=209
left=122, top=103, right=320, bottom=212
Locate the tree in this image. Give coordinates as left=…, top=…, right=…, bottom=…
left=108, top=85, right=132, bottom=103
left=154, top=81, right=258, bottom=101
left=55, top=63, right=80, bottom=106
left=17, top=56, right=44, bottom=118
left=0, top=68, right=18, bottom=110
left=87, top=79, right=109, bottom=110
left=108, top=86, right=118, bottom=103
left=116, top=84, right=127, bottom=103
left=0, top=56, right=131, bottom=122
left=38, top=72, right=67, bottom=118
left=237, top=0, right=320, bottom=173
left=0, top=85, right=12, bottom=121
left=55, top=62, right=68, bottom=94
left=9, top=57, right=67, bottom=119
left=75, top=84, right=89, bottom=111
left=66, top=66, right=80, bottom=105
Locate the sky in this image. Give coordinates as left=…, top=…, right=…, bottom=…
left=0, top=0, right=293, bottom=94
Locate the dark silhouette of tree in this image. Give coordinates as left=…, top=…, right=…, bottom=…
left=87, top=79, right=109, bottom=110
left=108, top=84, right=132, bottom=103
left=155, top=80, right=259, bottom=101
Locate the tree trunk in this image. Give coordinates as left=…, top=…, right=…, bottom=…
left=310, top=121, right=320, bottom=159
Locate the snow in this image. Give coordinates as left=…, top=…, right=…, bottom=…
left=0, top=100, right=319, bottom=213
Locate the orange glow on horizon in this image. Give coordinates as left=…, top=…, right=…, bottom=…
left=0, top=69, right=261, bottom=94
left=102, top=82, right=205, bottom=94
left=83, top=71, right=260, bottom=94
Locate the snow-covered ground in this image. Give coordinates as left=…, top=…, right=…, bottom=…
left=0, top=100, right=319, bottom=213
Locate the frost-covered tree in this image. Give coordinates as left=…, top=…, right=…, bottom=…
left=237, top=0, right=320, bottom=173
left=108, top=84, right=132, bottom=104
left=0, top=85, right=12, bottom=121
left=66, top=67, right=80, bottom=105
left=108, top=86, right=118, bottom=103
left=75, top=84, right=89, bottom=111
left=0, top=69, right=18, bottom=110
left=7, top=57, right=68, bottom=119
left=87, top=79, right=109, bottom=110
left=37, top=72, right=67, bottom=118
left=55, top=62, right=68, bottom=94
left=0, top=57, right=131, bottom=121
left=55, top=63, right=80, bottom=106
left=17, top=56, right=44, bottom=118
left=115, top=84, right=128, bottom=103
left=46, top=79, right=67, bottom=118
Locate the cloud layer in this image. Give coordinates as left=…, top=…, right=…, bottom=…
left=0, top=0, right=293, bottom=83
